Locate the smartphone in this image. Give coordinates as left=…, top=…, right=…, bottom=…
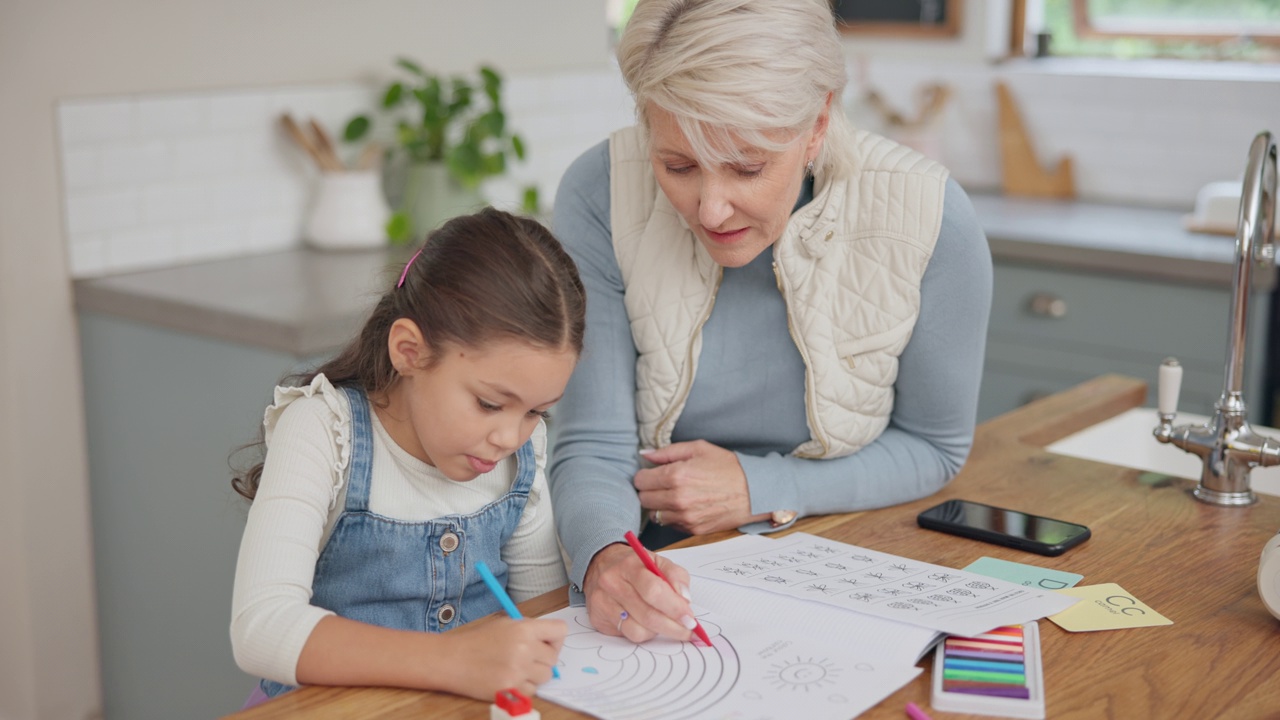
left=916, top=499, right=1091, bottom=556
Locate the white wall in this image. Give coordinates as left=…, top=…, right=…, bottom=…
left=0, top=2, right=605, bottom=719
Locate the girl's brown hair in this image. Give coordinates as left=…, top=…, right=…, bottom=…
left=231, top=207, right=586, bottom=500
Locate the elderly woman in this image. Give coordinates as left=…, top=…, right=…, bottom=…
left=549, top=0, right=992, bottom=642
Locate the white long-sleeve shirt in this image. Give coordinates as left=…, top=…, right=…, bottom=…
left=230, top=374, right=568, bottom=685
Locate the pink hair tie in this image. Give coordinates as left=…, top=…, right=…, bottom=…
left=396, top=248, right=424, bottom=288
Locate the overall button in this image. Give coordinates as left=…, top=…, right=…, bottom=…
left=437, top=604, right=456, bottom=624
left=440, top=532, right=460, bottom=553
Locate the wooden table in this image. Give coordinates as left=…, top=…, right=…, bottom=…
left=224, top=375, right=1280, bottom=719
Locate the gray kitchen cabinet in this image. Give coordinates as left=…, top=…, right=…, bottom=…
left=978, top=260, right=1271, bottom=422
left=78, top=312, right=313, bottom=719
left=971, top=194, right=1274, bottom=424
left=74, top=248, right=397, bottom=720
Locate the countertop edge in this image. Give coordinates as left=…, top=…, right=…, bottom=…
left=75, top=282, right=320, bottom=356
left=987, top=237, right=1278, bottom=290
left=72, top=246, right=398, bottom=357
left=71, top=197, right=1276, bottom=355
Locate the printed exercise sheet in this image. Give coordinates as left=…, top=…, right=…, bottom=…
left=538, top=605, right=922, bottom=720
left=675, top=533, right=1079, bottom=637
left=662, top=546, right=942, bottom=667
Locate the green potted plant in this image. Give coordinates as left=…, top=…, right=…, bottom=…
left=344, top=58, right=531, bottom=243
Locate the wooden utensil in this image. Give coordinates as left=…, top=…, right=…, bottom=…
left=995, top=82, right=1075, bottom=199
left=279, top=113, right=343, bottom=172
left=357, top=142, right=383, bottom=171
left=308, top=118, right=346, bottom=171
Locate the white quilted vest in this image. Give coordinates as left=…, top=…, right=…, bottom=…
left=609, top=126, right=948, bottom=458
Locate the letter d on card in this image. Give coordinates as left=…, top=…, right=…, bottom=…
left=964, top=556, right=1083, bottom=589
left=1047, top=583, right=1172, bottom=632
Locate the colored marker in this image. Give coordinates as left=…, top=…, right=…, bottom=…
left=944, top=665, right=1022, bottom=684
left=944, top=658, right=1026, bottom=673
left=622, top=531, right=713, bottom=646
left=944, top=684, right=1032, bottom=699
left=475, top=560, right=559, bottom=679
left=904, top=701, right=934, bottom=720
left=946, top=648, right=1025, bottom=662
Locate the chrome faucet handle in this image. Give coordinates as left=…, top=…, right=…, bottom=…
left=1153, top=357, right=1199, bottom=450
left=1155, top=357, right=1184, bottom=444
left=1157, top=357, right=1182, bottom=423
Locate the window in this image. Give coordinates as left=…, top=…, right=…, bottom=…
left=607, top=0, right=640, bottom=44
left=1031, top=0, right=1280, bottom=61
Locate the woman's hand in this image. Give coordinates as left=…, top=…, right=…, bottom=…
left=634, top=440, right=771, bottom=534
left=438, top=616, right=567, bottom=700
left=583, top=543, right=698, bottom=643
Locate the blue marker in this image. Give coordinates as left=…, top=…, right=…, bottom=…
left=475, top=560, right=560, bottom=679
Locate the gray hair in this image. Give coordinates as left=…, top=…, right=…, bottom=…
left=617, top=0, right=855, bottom=179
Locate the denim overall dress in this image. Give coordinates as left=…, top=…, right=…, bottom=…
left=259, top=385, right=536, bottom=698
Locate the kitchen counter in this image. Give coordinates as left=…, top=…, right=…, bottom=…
left=74, top=246, right=412, bottom=357
left=971, top=194, right=1275, bottom=289
left=225, top=375, right=1280, bottom=719
left=72, top=195, right=1271, bottom=356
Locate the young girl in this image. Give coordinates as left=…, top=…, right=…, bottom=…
left=230, top=207, right=583, bottom=705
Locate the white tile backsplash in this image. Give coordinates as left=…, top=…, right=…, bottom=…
left=858, top=59, right=1280, bottom=208
left=56, top=62, right=1280, bottom=278
left=57, top=84, right=379, bottom=277
left=99, top=140, right=171, bottom=185
left=60, top=147, right=100, bottom=191
left=68, top=236, right=109, bottom=278
left=65, top=189, right=141, bottom=235
left=141, top=183, right=205, bottom=225
left=207, top=93, right=272, bottom=131
left=107, top=227, right=179, bottom=274
left=180, top=220, right=249, bottom=263
left=171, top=136, right=241, bottom=177
left=56, top=74, right=634, bottom=277
left=59, top=101, right=134, bottom=146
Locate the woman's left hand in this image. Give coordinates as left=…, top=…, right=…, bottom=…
left=633, top=440, right=772, bottom=534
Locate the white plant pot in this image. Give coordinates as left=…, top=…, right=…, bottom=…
left=305, top=170, right=391, bottom=250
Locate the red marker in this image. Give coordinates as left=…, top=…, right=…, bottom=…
left=623, top=530, right=713, bottom=647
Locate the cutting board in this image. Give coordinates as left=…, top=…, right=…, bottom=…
left=996, top=81, right=1076, bottom=199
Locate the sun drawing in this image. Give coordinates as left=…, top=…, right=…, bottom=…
left=764, top=656, right=841, bottom=692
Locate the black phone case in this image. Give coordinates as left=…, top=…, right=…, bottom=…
left=916, top=502, right=1091, bottom=556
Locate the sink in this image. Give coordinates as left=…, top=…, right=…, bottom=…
left=1047, top=407, right=1280, bottom=497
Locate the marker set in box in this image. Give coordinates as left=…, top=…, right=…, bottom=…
left=930, top=621, right=1044, bottom=719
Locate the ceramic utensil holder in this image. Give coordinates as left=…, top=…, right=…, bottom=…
left=305, top=170, right=390, bottom=250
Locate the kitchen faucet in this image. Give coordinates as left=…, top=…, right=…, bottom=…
left=1154, top=131, right=1278, bottom=506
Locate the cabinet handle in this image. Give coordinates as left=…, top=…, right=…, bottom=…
left=1027, top=293, right=1067, bottom=319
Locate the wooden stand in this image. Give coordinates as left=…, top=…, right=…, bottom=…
left=996, top=81, right=1076, bottom=199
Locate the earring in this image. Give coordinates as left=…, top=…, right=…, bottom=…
left=806, top=160, right=815, bottom=176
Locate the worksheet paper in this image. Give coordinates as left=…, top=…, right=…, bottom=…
left=673, top=533, right=1079, bottom=637
left=663, top=546, right=942, bottom=668
left=537, top=605, right=923, bottom=720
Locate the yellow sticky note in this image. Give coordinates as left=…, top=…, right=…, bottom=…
left=1047, top=583, right=1172, bottom=632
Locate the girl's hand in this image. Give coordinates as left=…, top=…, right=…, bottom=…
left=633, top=440, right=771, bottom=534
left=583, top=543, right=697, bottom=643
left=438, top=616, right=567, bottom=700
